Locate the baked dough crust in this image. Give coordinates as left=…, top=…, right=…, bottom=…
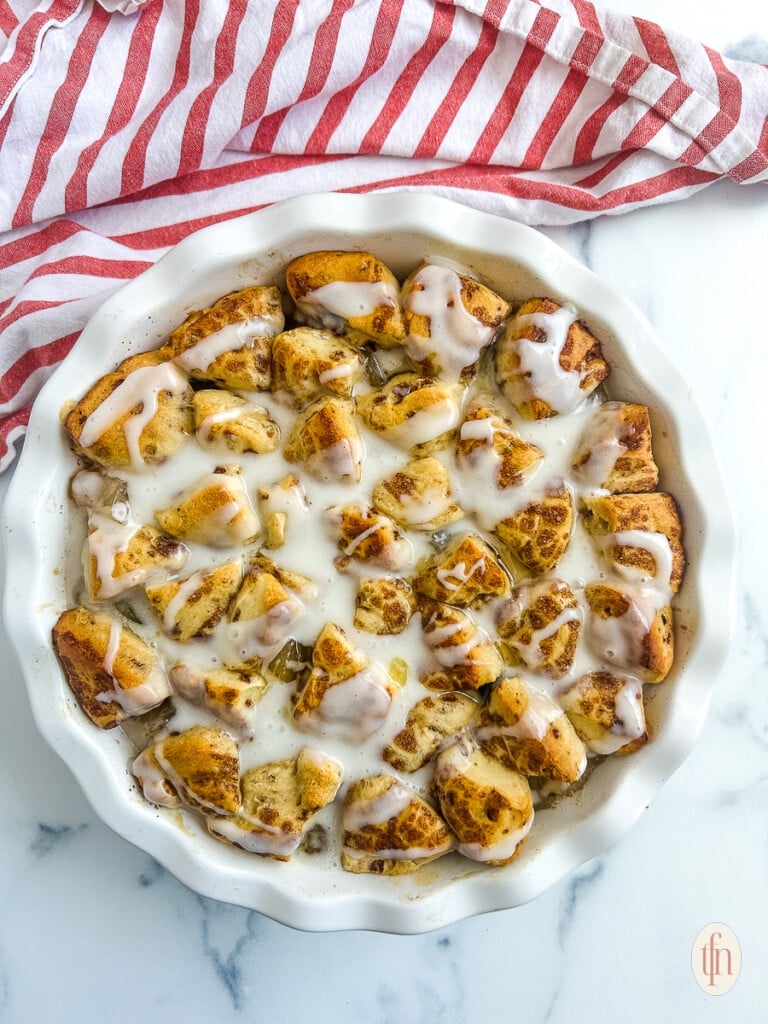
left=160, top=285, right=284, bottom=390
left=285, top=250, right=406, bottom=349
left=341, top=774, right=454, bottom=874
left=52, top=606, right=170, bottom=729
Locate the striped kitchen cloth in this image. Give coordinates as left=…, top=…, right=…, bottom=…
left=1, top=0, right=766, bottom=470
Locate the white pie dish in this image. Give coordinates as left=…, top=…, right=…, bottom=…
left=2, top=192, right=734, bottom=933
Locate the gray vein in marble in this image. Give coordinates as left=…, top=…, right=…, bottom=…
left=556, top=858, right=605, bottom=950
left=375, top=977, right=459, bottom=1024
left=571, top=221, right=593, bottom=270
left=723, top=34, right=768, bottom=63
left=537, top=860, right=606, bottom=1023
left=137, top=855, right=167, bottom=888
left=372, top=931, right=467, bottom=1024
left=30, top=822, right=88, bottom=857
left=741, top=593, right=768, bottom=666
left=197, top=897, right=262, bottom=1011
left=713, top=773, right=768, bottom=808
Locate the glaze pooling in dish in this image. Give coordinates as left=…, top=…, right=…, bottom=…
left=5, top=192, right=732, bottom=932
left=52, top=247, right=685, bottom=876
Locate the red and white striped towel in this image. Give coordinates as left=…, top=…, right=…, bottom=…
left=1, top=0, right=766, bottom=470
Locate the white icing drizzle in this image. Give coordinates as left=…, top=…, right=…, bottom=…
left=161, top=472, right=260, bottom=546
left=153, top=744, right=234, bottom=816
left=195, top=406, right=248, bottom=445
left=296, top=665, right=394, bottom=740
left=571, top=403, right=627, bottom=488
left=498, top=304, right=584, bottom=414
left=342, top=841, right=452, bottom=862
left=299, top=280, right=398, bottom=329
left=162, top=570, right=212, bottom=634
left=342, top=780, right=414, bottom=831
left=132, top=748, right=179, bottom=807
left=611, top=530, right=674, bottom=590
left=423, top=615, right=496, bottom=671
left=86, top=512, right=137, bottom=598
left=208, top=816, right=302, bottom=858
left=305, top=437, right=363, bottom=483
left=394, top=484, right=456, bottom=528
left=510, top=605, right=583, bottom=670
left=318, top=363, right=354, bottom=384
left=608, top=675, right=646, bottom=749
left=586, top=531, right=674, bottom=672
left=327, top=507, right=414, bottom=573
left=78, top=361, right=189, bottom=468
left=476, top=683, right=563, bottom=745
left=379, top=397, right=461, bottom=449
left=95, top=612, right=171, bottom=713
left=436, top=556, right=486, bottom=592
left=174, top=316, right=277, bottom=373
left=103, top=619, right=122, bottom=678
left=404, top=264, right=496, bottom=380
left=457, top=815, right=534, bottom=863
left=225, top=593, right=305, bottom=662
left=102, top=667, right=170, bottom=715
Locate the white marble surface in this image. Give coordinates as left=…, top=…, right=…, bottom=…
left=2, top=4, right=768, bottom=1022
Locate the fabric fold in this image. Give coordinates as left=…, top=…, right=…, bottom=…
left=0, top=0, right=766, bottom=470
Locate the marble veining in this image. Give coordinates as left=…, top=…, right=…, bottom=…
left=29, top=822, right=88, bottom=858
left=2, top=9, right=768, bottom=1010
left=197, top=899, right=263, bottom=1012
left=724, top=34, right=768, bottom=62
left=556, top=859, right=606, bottom=951
left=136, top=854, right=167, bottom=888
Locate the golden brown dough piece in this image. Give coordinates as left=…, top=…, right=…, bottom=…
left=271, top=326, right=364, bottom=405
left=371, top=456, right=464, bottom=532
left=63, top=349, right=194, bottom=469
left=132, top=725, right=241, bottom=814
left=495, top=298, right=608, bottom=419
left=326, top=503, right=413, bottom=573
left=192, top=389, right=279, bottom=455
left=256, top=473, right=308, bottom=550
left=226, top=565, right=305, bottom=660
left=455, top=398, right=544, bottom=489
left=285, top=250, right=406, bottom=348
left=52, top=606, right=170, bottom=729
left=494, top=483, right=574, bottom=576
left=584, top=583, right=674, bottom=683
left=160, top=285, right=284, bottom=390
left=292, top=623, right=397, bottom=739
left=433, top=738, right=534, bottom=866
left=169, top=661, right=270, bottom=735
left=353, top=576, right=416, bottom=635
left=155, top=468, right=260, bottom=548
left=383, top=692, right=479, bottom=772
left=419, top=598, right=503, bottom=691
left=559, top=671, right=648, bottom=756
left=208, top=748, right=342, bottom=860
left=341, top=774, right=454, bottom=874
left=283, top=395, right=364, bottom=484
left=246, top=552, right=316, bottom=600
left=495, top=578, right=582, bottom=679
left=84, top=514, right=189, bottom=601
left=476, top=676, right=587, bottom=782
left=356, top=373, right=463, bottom=453
left=414, top=531, right=510, bottom=607
left=580, top=492, right=684, bottom=593
left=401, top=262, right=510, bottom=380
left=145, top=559, right=243, bottom=642
left=571, top=401, right=658, bottom=493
